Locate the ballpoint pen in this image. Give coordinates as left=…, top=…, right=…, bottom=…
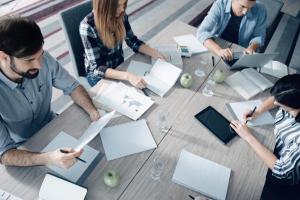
left=245, top=106, right=257, bottom=124
left=60, top=149, right=86, bottom=163
left=212, top=56, right=215, bottom=67
left=188, top=195, right=195, bottom=200
left=142, top=88, right=150, bottom=97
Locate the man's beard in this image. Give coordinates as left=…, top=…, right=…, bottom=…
left=10, top=57, right=39, bottom=80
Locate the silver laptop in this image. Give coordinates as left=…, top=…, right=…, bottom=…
left=224, top=52, right=278, bottom=70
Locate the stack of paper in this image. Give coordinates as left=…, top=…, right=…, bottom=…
left=100, top=119, right=157, bottom=160
left=226, top=100, right=274, bottom=126
left=173, top=34, right=208, bottom=54
left=39, top=174, right=87, bottom=200
left=127, top=60, right=182, bottom=97
left=0, top=189, right=23, bottom=200
left=260, top=60, right=288, bottom=78
left=172, top=150, right=231, bottom=200
left=94, top=82, right=154, bottom=120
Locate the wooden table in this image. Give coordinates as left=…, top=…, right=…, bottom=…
left=0, top=21, right=275, bottom=200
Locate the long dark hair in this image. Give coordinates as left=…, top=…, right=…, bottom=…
left=270, top=74, right=300, bottom=122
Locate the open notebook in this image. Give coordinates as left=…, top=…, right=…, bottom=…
left=226, top=100, right=274, bottom=126
left=38, top=174, right=87, bottom=200
left=94, top=82, right=154, bottom=120
left=172, top=150, right=231, bottom=200
left=127, top=60, right=182, bottom=97
left=151, top=44, right=183, bottom=67
left=225, top=68, right=273, bottom=99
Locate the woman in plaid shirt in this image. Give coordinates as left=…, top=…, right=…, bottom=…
left=80, top=0, right=165, bottom=87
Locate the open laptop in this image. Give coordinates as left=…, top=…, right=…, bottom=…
left=224, top=52, right=278, bottom=70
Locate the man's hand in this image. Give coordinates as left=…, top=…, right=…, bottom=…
left=243, top=47, right=255, bottom=55
left=127, top=72, right=147, bottom=89
left=217, top=48, right=233, bottom=60
left=89, top=109, right=100, bottom=122
left=47, top=148, right=83, bottom=169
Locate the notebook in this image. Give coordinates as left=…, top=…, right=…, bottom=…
left=173, top=34, right=208, bottom=54
left=0, top=189, right=23, bottom=200
left=226, top=100, right=274, bottom=126
left=38, top=174, right=87, bottom=200
left=127, top=60, right=182, bottom=97
left=225, top=68, right=273, bottom=99
left=94, top=82, right=154, bottom=120
left=151, top=44, right=183, bottom=67
left=260, top=60, right=288, bottom=78
left=42, top=132, right=101, bottom=183
left=172, top=150, right=231, bottom=200
left=100, top=119, right=157, bottom=160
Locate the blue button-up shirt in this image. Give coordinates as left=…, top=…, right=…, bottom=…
left=0, top=51, right=79, bottom=157
left=197, top=0, right=267, bottom=48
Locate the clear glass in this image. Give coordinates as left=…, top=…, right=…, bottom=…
left=157, top=112, right=170, bottom=134
left=194, top=59, right=207, bottom=77
left=202, top=77, right=215, bottom=97
left=151, top=157, right=165, bottom=180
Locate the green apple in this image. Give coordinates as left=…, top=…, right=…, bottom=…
left=212, top=69, right=226, bottom=83
left=103, top=169, right=120, bottom=188
left=180, top=73, right=193, bottom=88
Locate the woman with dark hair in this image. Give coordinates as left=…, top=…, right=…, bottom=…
left=80, top=0, right=165, bottom=87
left=230, top=74, right=300, bottom=195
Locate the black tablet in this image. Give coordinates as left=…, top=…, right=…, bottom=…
left=194, top=106, right=236, bottom=144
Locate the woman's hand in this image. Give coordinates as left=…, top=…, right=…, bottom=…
left=127, top=72, right=147, bottom=89
left=230, top=120, right=253, bottom=142
left=152, top=50, right=167, bottom=61
left=242, top=109, right=261, bottom=123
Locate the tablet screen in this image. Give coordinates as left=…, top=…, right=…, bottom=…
left=194, top=106, right=236, bottom=144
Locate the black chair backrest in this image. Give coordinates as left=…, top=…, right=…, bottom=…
left=59, top=0, right=92, bottom=77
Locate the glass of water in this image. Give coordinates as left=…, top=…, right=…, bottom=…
left=151, top=157, right=165, bottom=180
left=202, top=76, right=215, bottom=97
left=157, top=112, right=170, bottom=134
left=194, top=59, right=207, bottom=77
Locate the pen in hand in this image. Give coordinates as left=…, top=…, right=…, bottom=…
left=60, top=149, right=86, bottom=163
left=142, top=88, right=150, bottom=97
left=245, top=106, right=257, bottom=124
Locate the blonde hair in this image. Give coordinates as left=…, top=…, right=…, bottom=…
left=93, top=0, right=127, bottom=48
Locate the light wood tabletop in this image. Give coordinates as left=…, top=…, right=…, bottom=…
left=0, top=20, right=277, bottom=200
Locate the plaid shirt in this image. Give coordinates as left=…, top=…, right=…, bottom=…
left=79, top=12, right=144, bottom=79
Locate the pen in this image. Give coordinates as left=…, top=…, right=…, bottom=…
left=60, top=149, right=86, bottom=163
left=212, top=56, right=215, bottom=67
left=246, top=106, right=257, bottom=124
left=188, top=195, right=195, bottom=200
left=142, top=88, right=150, bottom=97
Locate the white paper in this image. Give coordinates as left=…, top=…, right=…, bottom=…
left=261, top=60, right=288, bottom=78
left=227, top=100, right=274, bottom=126
left=127, top=60, right=182, bottom=97
left=172, top=150, right=231, bottom=200
left=74, top=111, right=115, bottom=151
left=39, top=174, right=87, bottom=200
left=100, top=119, right=157, bottom=160
left=0, top=189, right=23, bottom=200
left=95, top=82, right=154, bottom=120
left=173, top=34, right=208, bottom=54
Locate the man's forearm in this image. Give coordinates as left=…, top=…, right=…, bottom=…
left=1, top=149, right=49, bottom=166
left=70, top=85, right=98, bottom=114
left=203, top=38, right=223, bottom=55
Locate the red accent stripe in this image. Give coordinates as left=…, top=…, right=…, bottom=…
left=56, top=51, right=69, bottom=60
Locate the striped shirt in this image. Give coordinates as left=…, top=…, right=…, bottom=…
left=272, top=109, right=300, bottom=185
left=79, top=12, right=144, bottom=79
